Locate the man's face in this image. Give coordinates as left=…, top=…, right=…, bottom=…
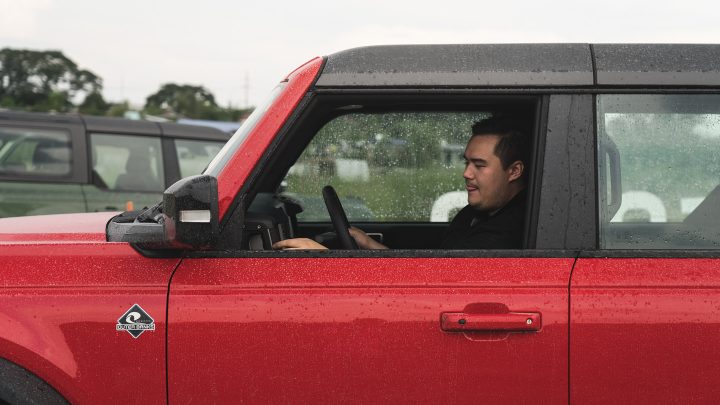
left=463, top=135, right=518, bottom=212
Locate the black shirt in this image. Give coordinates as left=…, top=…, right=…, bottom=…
left=440, top=190, right=526, bottom=249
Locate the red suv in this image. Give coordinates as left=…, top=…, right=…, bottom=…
left=2, top=44, right=720, bottom=404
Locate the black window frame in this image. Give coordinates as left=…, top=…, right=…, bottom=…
left=594, top=91, right=720, bottom=252
left=214, top=90, right=568, bottom=255
left=0, top=121, right=87, bottom=184
left=533, top=94, right=597, bottom=251
left=88, top=131, right=166, bottom=193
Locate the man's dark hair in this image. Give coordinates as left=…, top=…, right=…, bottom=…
left=471, top=117, right=530, bottom=172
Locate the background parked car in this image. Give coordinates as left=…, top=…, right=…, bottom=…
left=0, top=111, right=229, bottom=217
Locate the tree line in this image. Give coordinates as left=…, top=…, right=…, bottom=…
left=0, top=48, right=253, bottom=120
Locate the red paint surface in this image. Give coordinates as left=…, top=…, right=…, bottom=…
left=0, top=55, right=322, bottom=403
left=168, top=257, right=573, bottom=404
left=571, top=258, right=720, bottom=404
left=0, top=235, right=179, bottom=404
left=0, top=212, right=115, bottom=242
left=216, top=57, right=323, bottom=219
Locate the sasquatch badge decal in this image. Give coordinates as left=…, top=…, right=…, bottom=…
left=116, top=304, right=155, bottom=338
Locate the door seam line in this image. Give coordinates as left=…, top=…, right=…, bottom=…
left=165, top=253, right=186, bottom=405
left=568, top=250, right=580, bottom=404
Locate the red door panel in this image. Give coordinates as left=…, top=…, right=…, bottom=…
left=571, top=258, right=720, bottom=404
left=0, top=242, right=179, bottom=404
left=169, top=257, right=573, bottom=404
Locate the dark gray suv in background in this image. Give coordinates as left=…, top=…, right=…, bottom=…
left=0, top=111, right=230, bottom=217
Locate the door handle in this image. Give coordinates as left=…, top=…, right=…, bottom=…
left=440, top=311, right=541, bottom=332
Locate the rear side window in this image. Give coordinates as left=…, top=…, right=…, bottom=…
left=175, top=139, right=225, bottom=178
left=0, top=127, right=72, bottom=176
left=598, top=94, right=720, bottom=249
left=90, top=133, right=164, bottom=192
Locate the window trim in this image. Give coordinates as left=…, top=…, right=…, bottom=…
left=595, top=93, right=720, bottom=250
left=534, top=94, right=596, bottom=250
left=0, top=122, right=86, bottom=184
left=185, top=248, right=580, bottom=259
left=580, top=250, right=720, bottom=259
left=89, top=132, right=166, bottom=193
left=218, top=91, right=547, bottom=252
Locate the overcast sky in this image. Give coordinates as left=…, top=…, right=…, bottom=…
left=1, top=0, right=718, bottom=109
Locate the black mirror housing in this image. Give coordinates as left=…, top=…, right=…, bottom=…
left=106, top=174, right=219, bottom=249
left=162, top=175, right=219, bottom=248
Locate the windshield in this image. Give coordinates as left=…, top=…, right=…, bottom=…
left=204, top=84, right=285, bottom=176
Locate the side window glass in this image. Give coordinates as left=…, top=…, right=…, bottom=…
left=598, top=95, right=720, bottom=249
left=283, top=112, right=489, bottom=222
left=175, top=139, right=225, bottom=178
left=90, top=133, right=164, bottom=192
left=0, top=127, right=72, bottom=176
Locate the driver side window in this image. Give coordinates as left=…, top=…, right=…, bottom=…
left=283, top=111, right=490, bottom=223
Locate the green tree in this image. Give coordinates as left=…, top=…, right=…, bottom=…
left=144, top=83, right=218, bottom=119
left=218, top=103, right=254, bottom=122
left=106, top=101, right=131, bottom=118
left=144, top=83, right=254, bottom=120
left=78, top=91, right=110, bottom=115
left=0, top=48, right=102, bottom=112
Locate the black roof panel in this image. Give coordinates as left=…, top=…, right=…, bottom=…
left=0, top=111, right=231, bottom=140
left=317, top=44, right=594, bottom=87
left=83, top=115, right=160, bottom=135
left=0, top=110, right=82, bottom=125
left=594, top=44, right=720, bottom=86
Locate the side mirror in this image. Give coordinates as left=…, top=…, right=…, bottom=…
left=106, top=174, right=219, bottom=249
left=162, top=174, right=219, bottom=248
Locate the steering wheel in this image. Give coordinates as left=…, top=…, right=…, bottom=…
left=321, top=185, right=358, bottom=249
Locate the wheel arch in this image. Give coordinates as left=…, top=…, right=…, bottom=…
left=0, top=357, right=70, bottom=405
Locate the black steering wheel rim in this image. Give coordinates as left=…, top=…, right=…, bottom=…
left=321, top=185, right=358, bottom=249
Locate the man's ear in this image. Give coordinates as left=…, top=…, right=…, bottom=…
left=507, top=160, right=524, bottom=182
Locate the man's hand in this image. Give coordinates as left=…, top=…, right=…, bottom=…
left=272, top=228, right=388, bottom=250
left=349, top=227, right=388, bottom=249
left=272, top=238, right=329, bottom=250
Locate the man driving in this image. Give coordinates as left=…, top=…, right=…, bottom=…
left=273, top=117, right=528, bottom=250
